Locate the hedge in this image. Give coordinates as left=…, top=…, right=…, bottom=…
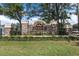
left=0, top=35, right=79, bottom=41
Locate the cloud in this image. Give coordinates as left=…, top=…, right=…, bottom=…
left=0, top=15, right=78, bottom=25
left=0, top=15, right=40, bottom=25
left=67, top=14, right=78, bottom=25
left=28, top=16, right=40, bottom=24
left=0, top=15, right=19, bottom=25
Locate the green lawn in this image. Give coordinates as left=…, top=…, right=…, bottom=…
left=0, top=41, right=79, bottom=56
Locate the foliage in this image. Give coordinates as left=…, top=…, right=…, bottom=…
left=39, top=3, right=71, bottom=35
left=0, top=3, right=24, bottom=35
left=10, top=23, right=20, bottom=35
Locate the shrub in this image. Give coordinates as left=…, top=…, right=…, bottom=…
left=0, top=35, right=78, bottom=41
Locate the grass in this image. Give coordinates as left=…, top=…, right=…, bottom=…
left=0, top=41, right=78, bottom=56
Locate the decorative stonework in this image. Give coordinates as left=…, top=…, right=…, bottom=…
left=32, top=20, right=58, bottom=35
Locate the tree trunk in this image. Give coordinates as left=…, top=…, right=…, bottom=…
left=78, top=15, right=79, bottom=31
left=15, top=11, right=22, bottom=35
left=55, top=3, right=60, bottom=35
left=78, top=8, right=79, bottom=31
left=77, top=4, right=79, bottom=31
left=18, top=20, right=22, bottom=35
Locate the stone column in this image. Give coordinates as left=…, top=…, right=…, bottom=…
left=21, top=21, right=28, bottom=35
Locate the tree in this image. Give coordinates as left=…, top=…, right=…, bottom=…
left=76, top=3, right=79, bottom=31
left=10, top=23, right=20, bottom=35
left=0, top=3, right=24, bottom=35
left=69, top=3, right=79, bottom=31
left=24, top=3, right=41, bottom=19
left=40, top=3, right=55, bottom=23
left=40, top=3, right=70, bottom=35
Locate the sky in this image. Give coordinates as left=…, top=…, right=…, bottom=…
left=0, top=14, right=78, bottom=25
left=0, top=15, right=19, bottom=25
left=67, top=14, right=78, bottom=25
left=0, top=3, right=78, bottom=25
left=0, top=15, right=40, bottom=25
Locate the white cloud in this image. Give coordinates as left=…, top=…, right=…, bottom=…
left=67, top=14, right=78, bottom=25
left=0, top=15, right=78, bottom=25
left=0, top=15, right=19, bottom=25
left=27, top=16, right=40, bottom=24
left=0, top=15, right=39, bottom=25
left=10, top=19, right=19, bottom=24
